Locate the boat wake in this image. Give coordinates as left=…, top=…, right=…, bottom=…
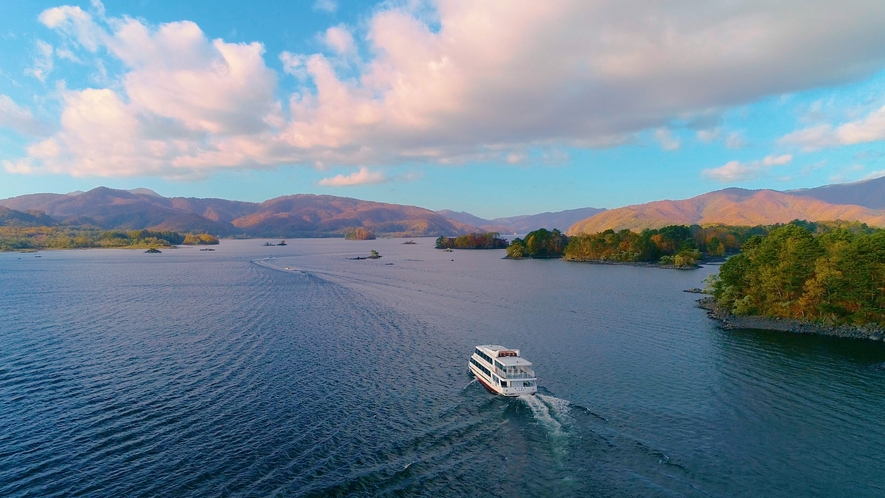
left=519, top=394, right=572, bottom=454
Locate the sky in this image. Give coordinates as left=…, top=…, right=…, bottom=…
left=1, top=1, right=885, bottom=219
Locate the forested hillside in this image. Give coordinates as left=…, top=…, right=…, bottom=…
left=708, top=223, right=885, bottom=325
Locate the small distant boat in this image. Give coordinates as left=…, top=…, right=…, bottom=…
left=468, top=345, right=537, bottom=396
left=445, top=248, right=453, bottom=252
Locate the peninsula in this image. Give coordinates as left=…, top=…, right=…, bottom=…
left=704, top=222, right=885, bottom=339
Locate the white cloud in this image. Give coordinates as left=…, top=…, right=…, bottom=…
left=90, top=0, right=105, bottom=18
left=654, top=128, right=680, bottom=151
left=280, top=51, right=307, bottom=78
left=835, top=105, right=885, bottom=144
left=702, top=154, right=792, bottom=182
left=0, top=95, right=44, bottom=136
left=38, top=5, right=104, bottom=52
left=505, top=152, right=527, bottom=164
left=319, top=166, right=387, bottom=186
left=17, top=11, right=281, bottom=178
left=323, top=25, right=356, bottom=56
left=695, top=128, right=747, bottom=149
left=724, top=132, right=747, bottom=149
left=273, top=0, right=885, bottom=167
left=696, top=128, right=720, bottom=143
left=25, top=40, right=54, bottom=82
left=11, top=1, right=885, bottom=179
left=55, top=47, right=81, bottom=62
left=313, top=0, right=337, bottom=13
left=762, top=154, right=792, bottom=166
left=779, top=124, right=840, bottom=149
left=781, top=104, right=885, bottom=149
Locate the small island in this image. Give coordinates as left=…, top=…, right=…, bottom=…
left=145, top=248, right=162, bottom=253
left=435, top=232, right=508, bottom=250
left=703, top=222, right=885, bottom=339
left=345, top=228, right=376, bottom=240
left=348, top=249, right=381, bottom=260
left=183, top=233, right=219, bottom=245
left=506, top=226, right=750, bottom=268
left=0, top=228, right=216, bottom=251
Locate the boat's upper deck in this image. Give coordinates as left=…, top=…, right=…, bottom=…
left=475, top=345, right=533, bottom=367
left=495, top=356, right=532, bottom=367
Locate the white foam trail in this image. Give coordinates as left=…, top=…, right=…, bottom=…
left=538, top=394, right=571, bottom=419
left=462, top=378, right=477, bottom=390
left=520, top=394, right=568, bottom=438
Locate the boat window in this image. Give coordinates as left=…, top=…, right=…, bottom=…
left=475, top=349, right=493, bottom=364
left=471, top=358, right=490, bottom=377
left=500, top=381, right=507, bottom=387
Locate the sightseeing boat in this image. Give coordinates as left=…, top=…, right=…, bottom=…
left=468, top=345, right=537, bottom=396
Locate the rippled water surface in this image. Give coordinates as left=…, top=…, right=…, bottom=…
left=2, top=239, right=884, bottom=497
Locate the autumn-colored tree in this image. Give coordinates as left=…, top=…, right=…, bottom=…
left=344, top=228, right=375, bottom=240
left=709, top=223, right=885, bottom=325
left=436, top=232, right=507, bottom=250
left=512, top=228, right=568, bottom=258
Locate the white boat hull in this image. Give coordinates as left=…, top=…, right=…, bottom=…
left=469, top=362, right=536, bottom=397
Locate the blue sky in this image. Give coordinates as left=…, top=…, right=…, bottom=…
left=1, top=0, right=885, bottom=218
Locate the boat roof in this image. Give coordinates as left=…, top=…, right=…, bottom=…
left=476, top=345, right=533, bottom=367
left=496, top=356, right=533, bottom=367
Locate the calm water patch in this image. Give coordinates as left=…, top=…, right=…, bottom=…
left=1, top=239, right=883, bottom=496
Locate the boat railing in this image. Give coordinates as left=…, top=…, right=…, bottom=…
left=494, top=367, right=535, bottom=380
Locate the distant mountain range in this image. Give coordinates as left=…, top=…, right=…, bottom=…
left=0, top=206, right=57, bottom=227
left=0, top=187, right=474, bottom=237
left=437, top=207, right=606, bottom=234
left=786, top=175, right=885, bottom=209
left=1, top=175, right=884, bottom=237
left=568, top=176, right=885, bottom=234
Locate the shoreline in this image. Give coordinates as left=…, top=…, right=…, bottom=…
left=566, top=259, right=699, bottom=270
left=506, top=255, right=703, bottom=270
left=697, top=296, right=885, bottom=341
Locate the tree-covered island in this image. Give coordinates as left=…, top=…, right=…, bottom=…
left=506, top=225, right=764, bottom=267
left=508, top=221, right=885, bottom=334
left=706, top=222, right=885, bottom=327
left=435, top=232, right=508, bottom=249
left=344, top=228, right=376, bottom=240
left=0, top=227, right=218, bottom=251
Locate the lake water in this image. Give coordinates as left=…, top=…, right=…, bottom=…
left=1, top=238, right=884, bottom=497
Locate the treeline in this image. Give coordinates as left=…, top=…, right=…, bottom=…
left=344, top=228, right=376, bottom=240
left=506, top=229, right=569, bottom=258
left=182, top=233, right=220, bottom=245
left=506, top=222, right=873, bottom=268
left=435, top=232, right=509, bottom=249
left=709, top=222, right=885, bottom=325
left=506, top=225, right=764, bottom=266
left=0, top=227, right=218, bottom=251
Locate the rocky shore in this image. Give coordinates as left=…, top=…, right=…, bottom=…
left=554, top=258, right=700, bottom=270
left=697, top=297, right=885, bottom=341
